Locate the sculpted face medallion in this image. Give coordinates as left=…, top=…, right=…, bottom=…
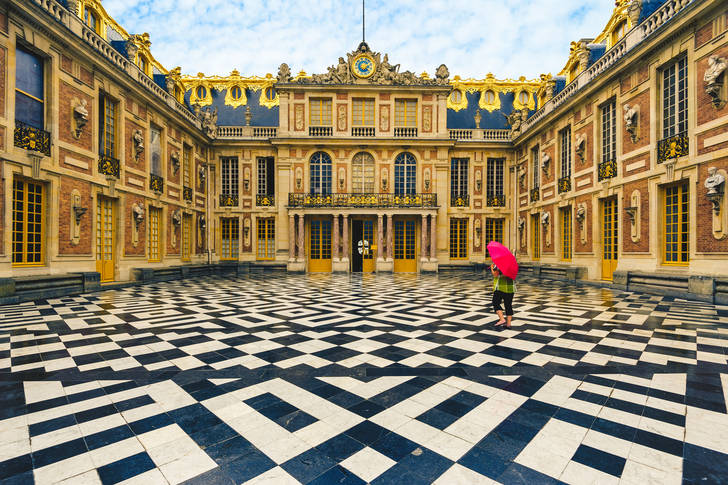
left=352, top=54, right=376, bottom=79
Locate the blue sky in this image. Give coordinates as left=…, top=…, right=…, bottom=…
left=103, top=0, right=616, bottom=79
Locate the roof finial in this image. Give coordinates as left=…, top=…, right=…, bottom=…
left=362, top=0, right=365, bottom=43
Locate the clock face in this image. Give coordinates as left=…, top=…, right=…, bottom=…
left=353, top=55, right=376, bottom=78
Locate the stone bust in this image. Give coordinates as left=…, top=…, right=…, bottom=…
left=704, top=55, right=726, bottom=86
left=623, top=103, right=638, bottom=128
left=132, top=129, right=144, bottom=160
left=705, top=167, right=725, bottom=195
left=132, top=202, right=145, bottom=225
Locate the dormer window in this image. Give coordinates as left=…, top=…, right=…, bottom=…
left=449, top=90, right=462, bottom=104
left=483, top=90, right=495, bottom=104
left=196, top=86, right=207, bottom=99
left=137, top=55, right=150, bottom=76
left=230, top=86, right=243, bottom=101
left=611, top=19, right=628, bottom=46
left=84, top=7, right=99, bottom=34
left=518, top=91, right=529, bottom=105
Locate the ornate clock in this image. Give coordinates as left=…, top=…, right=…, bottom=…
left=352, top=54, right=376, bottom=79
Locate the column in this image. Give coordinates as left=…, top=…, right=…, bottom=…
left=430, top=214, right=437, bottom=260
left=421, top=214, right=428, bottom=261
left=297, top=214, right=304, bottom=261
left=333, top=214, right=340, bottom=261
left=288, top=215, right=295, bottom=261
left=377, top=214, right=384, bottom=261
left=342, top=214, right=349, bottom=261
left=387, top=214, right=393, bottom=260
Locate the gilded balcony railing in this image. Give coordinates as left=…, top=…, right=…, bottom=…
left=183, top=186, right=193, bottom=201
left=598, top=159, right=617, bottom=181
left=486, top=194, right=506, bottom=207
left=451, top=195, right=470, bottom=207
left=530, top=187, right=540, bottom=202
left=288, top=193, right=438, bottom=208
left=219, top=193, right=239, bottom=207
left=657, top=132, right=688, bottom=164
left=150, top=174, right=164, bottom=193
left=14, top=121, right=51, bottom=157
left=557, top=176, right=572, bottom=193
left=257, top=194, right=275, bottom=206
left=98, top=154, right=120, bottom=178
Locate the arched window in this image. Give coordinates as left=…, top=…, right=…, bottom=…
left=483, top=90, right=496, bottom=104
left=310, top=151, right=332, bottom=194
left=611, top=20, right=628, bottom=46
left=352, top=152, right=375, bottom=193
left=394, top=152, right=416, bottom=195
left=230, top=86, right=243, bottom=100
left=138, top=55, right=149, bottom=76
left=518, top=91, right=530, bottom=105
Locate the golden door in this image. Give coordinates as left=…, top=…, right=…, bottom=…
left=181, top=214, right=192, bottom=261
left=95, top=196, right=115, bottom=282
left=601, top=197, right=619, bottom=280
left=532, top=214, right=540, bottom=261
left=309, top=218, right=332, bottom=272
left=362, top=219, right=375, bottom=273
left=394, top=218, right=417, bottom=272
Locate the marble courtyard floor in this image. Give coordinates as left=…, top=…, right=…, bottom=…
left=1, top=273, right=727, bottom=484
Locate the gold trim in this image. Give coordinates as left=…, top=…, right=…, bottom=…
left=351, top=53, right=377, bottom=79
left=181, top=71, right=279, bottom=109
left=446, top=89, right=467, bottom=112
left=449, top=74, right=541, bottom=113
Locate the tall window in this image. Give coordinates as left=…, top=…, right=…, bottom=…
left=309, top=98, right=332, bottom=126
left=532, top=214, right=541, bottom=261
left=531, top=146, right=540, bottom=188
left=182, top=145, right=192, bottom=188
left=450, top=158, right=469, bottom=201
left=148, top=207, right=161, bottom=262
left=662, top=57, right=688, bottom=139
left=257, top=157, right=275, bottom=195
left=394, top=152, right=417, bottom=195
left=559, top=126, right=571, bottom=179
left=395, top=99, right=417, bottom=127
left=181, top=214, right=192, bottom=262
left=487, top=158, right=504, bottom=198
left=12, top=179, right=44, bottom=266
left=257, top=218, right=275, bottom=260
left=352, top=98, right=375, bottom=126
left=664, top=182, right=689, bottom=265
left=15, top=47, right=44, bottom=129
left=485, top=218, right=504, bottom=258
left=352, top=152, right=375, bottom=193
left=150, top=126, right=162, bottom=175
left=221, top=157, right=239, bottom=197
left=84, top=7, right=100, bottom=34
left=601, top=100, right=616, bottom=162
left=449, top=218, right=468, bottom=260
left=100, top=94, right=117, bottom=157
left=310, top=152, right=332, bottom=194
left=220, top=217, right=239, bottom=260
left=137, top=55, right=150, bottom=76
left=561, top=207, right=572, bottom=261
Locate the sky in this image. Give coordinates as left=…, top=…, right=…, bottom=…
left=103, top=0, right=617, bottom=80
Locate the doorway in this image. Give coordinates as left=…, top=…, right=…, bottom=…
left=96, top=196, right=116, bottom=282
left=394, top=217, right=417, bottom=272
left=308, top=217, right=332, bottom=272
left=351, top=218, right=375, bottom=272
left=601, top=196, right=618, bottom=280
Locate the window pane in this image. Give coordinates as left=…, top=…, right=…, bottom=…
left=15, top=93, right=44, bottom=129
left=150, top=127, right=162, bottom=175
left=16, top=48, right=44, bottom=99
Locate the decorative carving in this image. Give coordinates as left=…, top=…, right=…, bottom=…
left=474, top=218, right=481, bottom=248
left=381, top=167, right=389, bottom=191
left=626, top=189, right=641, bottom=242
left=518, top=217, right=526, bottom=248
left=294, top=105, right=304, bottom=131
left=245, top=106, right=252, bottom=126
left=627, top=0, right=642, bottom=25
left=623, top=103, right=639, bottom=142
left=277, top=63, right=292, bottom=83
left=166, top=66, right=181, bottom=94
left=201, top=107, right=218, bottom=139
left=575, top=133, right=586, bottom=164
left=504, top=109, right=522, bottom=137
left=474, top=109, right=482, bottom=128
left=541, top=152, right=550, bottom=175
left=337, top=104, right=347, bottom=131
left=170, top=151, right=180, bottom=174
left=576, top=203, right=587, bottom=244
left=423, top=106, right=432, bottom=132
left=132, top=129, right=144, bottom=161
left=435, top=64, right=450, bottom=85
left=198, top=214, right=206, bottom=247
left=132, top=202, right=145, bottom=228
left=244, top=166, right=251, bottom=192
left=69, top=189, right=85, bottom=245
left=380, top=106, right=390, bottom=132
left=475, top=169, right=482, bottom=192
left=171, top=209, right=182, bottom=226
left=244, top=218, right=251, bottom=247
left=424, top=168, right=431, bottom=192
left=72, top=99, right=88, bottom=139
left=338, top=167, right=346, bottom=191
left=295, top=167, right=303, bottom=191
left=705, top=166, right=725, bottom=215
left=198, top=165, right=206, bottom=187
left=704, top=55, right=726, bottom=109
left=542, top=211, right=551, bottom=247
left=124, top=39, right=139, bottom=63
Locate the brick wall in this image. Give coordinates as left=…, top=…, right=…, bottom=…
left=167, top=204, right=180, bottom=255
left=697, top=45, right=728, bottom=127
left=125, top=120, right=146, bottom=171
left=124, top=197, right=146, bottom=257
left=576, top=122, right=594, bottom=169
left=621, top=179, right=650, bottom=253
left=542, top=205, right=554, bottom=254
left=167, top=143, right=180, bottom=185
left=575, top=195, right=593, bottom=253
left=58, top=176, right=92, bottom=255
left=0, top=160, right=3, bottom=255
left=621, top=89, right=650, bottom=153
left=697, top=158, right=728, bottom=253
left=0, top=47, right=5, bottom=117
left=59, top=147, right=92, bottom=176
left=59, top=82, right=93, bottom=151
left=542, top=145, right=555, bottom=187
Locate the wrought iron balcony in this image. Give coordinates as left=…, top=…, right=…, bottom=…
left=393, top=127, right=417, bottom=138
left=14, top=121, right=51, bottom=157
left=657, top=132, right=688, bottom=164
left=150, top=174, right=164, bottom=193
left=183, top=186, right=193, bottom=201
left=219, top=193, right=238, bottom=207
left=98, top=154, right=120, bottom=178
left=257, top=194, right=275, bottom=206
left=352, top=127, right=375, bottom=137
left=598, top=159, right=617, bottom=181
left=288, top=193, right=437, bottom=208
left=451, top=195, right=470, bottom=207
left=486, top=194, right=506, bottom=207
left=309, top=126, right=333, bottom=137
left=558, top=176, right=572, bottom=193
left=530, top=187, right=540, bottom=202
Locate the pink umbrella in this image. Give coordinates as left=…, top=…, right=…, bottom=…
left=487, top=241, right=519, bottom=280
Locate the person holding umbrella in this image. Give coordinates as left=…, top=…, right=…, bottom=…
left=486, top=242, right=519, bottom=329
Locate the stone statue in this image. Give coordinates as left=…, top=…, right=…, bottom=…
left=198, top=166, right=206, bottom=187
left=332, top=57, right=350, bottom=84
left=172, top=210, right=182, bottom=226
left=628, top=0, right=642, bottom=25
left=132, top=129, right=144, bottom=161
left=576, top=205, right=586, bottom=225
left=624, top=103, right=638, bottom=142
left=201, top=107, right=218, bottom=139
left=72, top=99, right=88, bottom=139
left=504, top=109, right=522, bottom=135
left=277, top=63, right=292, bottom=83
left=575, top=133, right=586, bottom=163
left=435, top=64, right=450, bottom=85
left=541, top=212, right=550, bottom=225
left=377, top=54, right=398, bottom=84
left=518, top=218, right=525, bottom=231
left=170, top=151, right=180, bottom=174
left=166, top=66, right=181, bottom=94
left=198, top=214, right=206, bottom=231
left=132, top=202, right=145, bottom=226
left=705, top=167, right=725, bottom=195
left=124, top=39, right=139, bottom=63
left=704, top=55, right=726, bottom=108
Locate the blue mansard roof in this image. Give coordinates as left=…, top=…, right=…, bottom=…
left=184, top=88, right=279, bottom=127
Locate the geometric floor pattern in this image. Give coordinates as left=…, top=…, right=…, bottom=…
left=1, top=273, right=727, bottom=484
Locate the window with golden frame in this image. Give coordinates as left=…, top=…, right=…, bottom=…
left=532, top=214, right=541, bottom=260
left=352, top=98, right=375, bottom=126
left=12, top=179, right=44, bottom=266
left=100, top=94, right=117, bottom=157
left=611, top=20, right=628, bottom=46
left=183, top=144, right=192, bottom=188
left=309, top=98, right=332, bottom=126
left=394, top=99, right=417, bottom=127
left=220, top=217, right=239, bottom=260
left=484, top=218, right=504, bottom=259
left=256, top=218, right=275, bottom=260
left=449, top=218, right=468, bottom=260
left=181, top=214, right=192, bottom=262
left=561, top=207, right=572, bottom=261
left=148, top=207, right=161, bottom=262
left=84, top=7, right=100, bottom=35
left=663, top=182, right=689, bottom=265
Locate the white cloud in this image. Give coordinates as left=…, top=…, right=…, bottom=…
left=103, top=0, right=615, bottom=79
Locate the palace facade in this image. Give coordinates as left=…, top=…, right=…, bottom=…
left=1, top=0, right=727, bottom=286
